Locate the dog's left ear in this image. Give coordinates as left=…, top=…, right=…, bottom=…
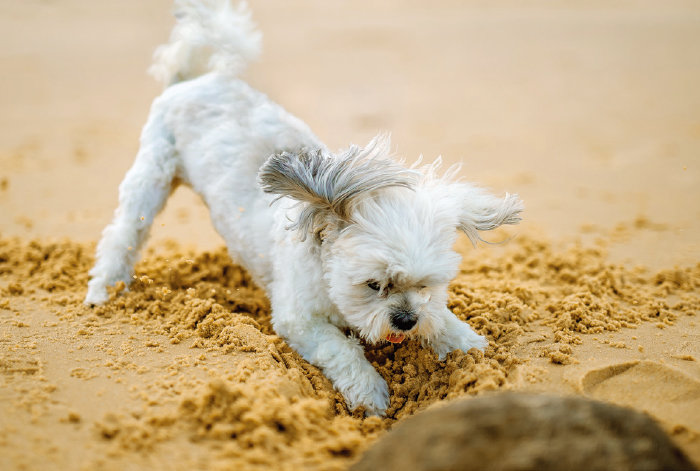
left=258, top=134, right=416, bottom=240
left=453, top=184, right=524, bottom=245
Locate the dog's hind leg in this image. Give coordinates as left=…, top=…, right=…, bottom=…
left=85, top=114, right=177, bottom=305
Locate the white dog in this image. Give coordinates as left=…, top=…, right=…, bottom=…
left=85, top=0, right=523, bottom=416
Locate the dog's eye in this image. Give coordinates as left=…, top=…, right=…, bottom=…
left=366, top=281, right=381, bottom=291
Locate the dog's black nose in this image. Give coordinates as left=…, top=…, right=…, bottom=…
left=390, top=309, right=417, bottom=331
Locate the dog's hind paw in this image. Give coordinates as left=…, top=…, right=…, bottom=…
left=84, top=284, right=109, bottom=306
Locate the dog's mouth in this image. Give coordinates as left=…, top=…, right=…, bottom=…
left=386, top=333, right=406, bottom=344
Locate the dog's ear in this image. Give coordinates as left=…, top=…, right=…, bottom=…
left=258, top=134, right=416, bottom=240
left=453, top=184, right=524, bottom=245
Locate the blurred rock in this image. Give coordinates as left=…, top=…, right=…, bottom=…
left=352, top=393, right=697, bottom=471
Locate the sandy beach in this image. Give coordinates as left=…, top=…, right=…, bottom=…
left=1, top=1, right=699, bottom=469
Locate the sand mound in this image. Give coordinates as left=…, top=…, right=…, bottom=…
left=0, top=234, right=698, bottom=469
left=351, top=393, right=698, bottom=471
left=581, top=361, right=700, bottom=436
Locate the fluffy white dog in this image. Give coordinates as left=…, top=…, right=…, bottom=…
left=85, top=0, right=523, bottom=416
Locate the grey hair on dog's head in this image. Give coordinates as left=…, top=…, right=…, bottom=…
left=259, top=134, right=416, bottom=240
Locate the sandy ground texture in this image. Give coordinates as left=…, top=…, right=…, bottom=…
left=1, top=0, right=700, bottom=470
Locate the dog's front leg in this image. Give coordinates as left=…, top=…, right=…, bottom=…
left=274, top=314, right=389, bottom=416
left=430, top=308, right=489, bottom=360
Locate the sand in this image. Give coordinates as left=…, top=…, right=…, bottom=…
left=1, top=1, right=699, bottom=470
left=1, top=235, right=698, bottom=469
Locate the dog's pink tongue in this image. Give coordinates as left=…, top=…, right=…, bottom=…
left=386, top=333, right=405, bottom=344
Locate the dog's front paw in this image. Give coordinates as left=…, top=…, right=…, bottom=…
left=340, top=368, right=389, bottom=417
left=433, top=320, right=489, bottom=361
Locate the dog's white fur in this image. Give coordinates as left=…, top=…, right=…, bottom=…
left=85, top=0, right=523, bottom=416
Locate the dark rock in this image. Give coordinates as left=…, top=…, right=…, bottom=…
left=352, top=393, right=697, bottom=471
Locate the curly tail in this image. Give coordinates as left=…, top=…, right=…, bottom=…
left=148, top=0, right=262, bottom=87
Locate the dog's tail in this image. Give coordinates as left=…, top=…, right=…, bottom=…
left=148, top=0, right=262, bottom=87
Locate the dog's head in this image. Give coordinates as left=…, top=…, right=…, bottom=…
left=259, top=134, right=523, bottom=344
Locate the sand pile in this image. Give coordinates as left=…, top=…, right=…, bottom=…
left=0, top=234, right=698, bottom=469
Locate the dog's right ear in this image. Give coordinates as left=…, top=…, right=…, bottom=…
left=258, top=134, right=415, bottom=240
